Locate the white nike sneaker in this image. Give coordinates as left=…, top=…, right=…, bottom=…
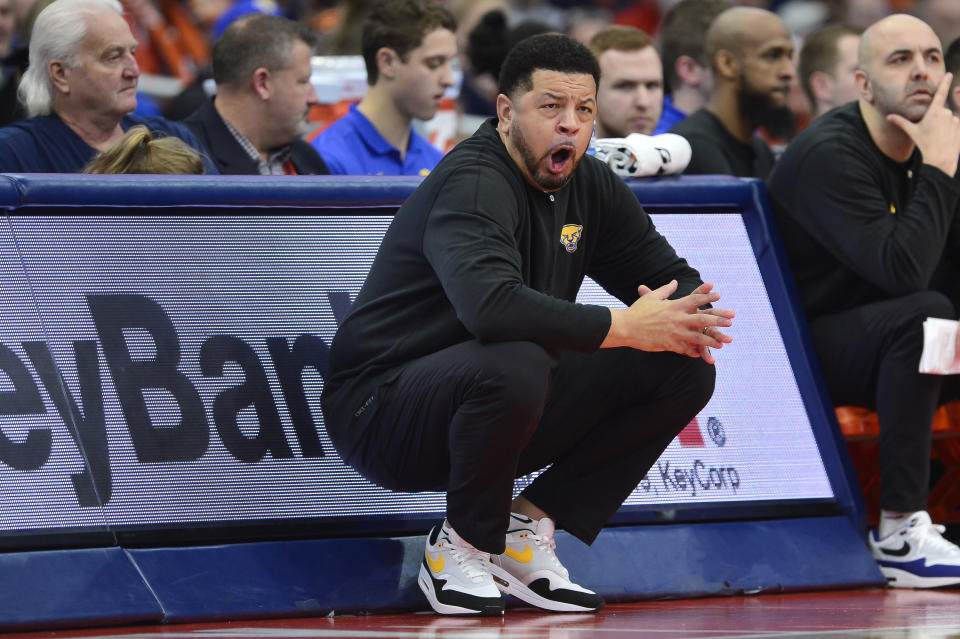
left=418, top=522, right=504, bottom=616
left=489, top=513, right=605, bottom=612
left=868, top=510, right=960, bottom=588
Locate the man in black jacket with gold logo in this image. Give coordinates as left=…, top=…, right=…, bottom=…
left=322, top=34, right=733, bottom=616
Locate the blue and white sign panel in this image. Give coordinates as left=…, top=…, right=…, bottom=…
left=0, top=213, right=832, bottom=536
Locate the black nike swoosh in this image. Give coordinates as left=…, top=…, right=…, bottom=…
left=880, top=542, right=911, bottom=557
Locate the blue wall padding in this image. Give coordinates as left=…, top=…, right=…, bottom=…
left=4, top=173, right=422, bottom=208
left=0, top=173, right=879, bottom=630
left=0, top=547, right=163, bottom=630
left=119, top=516, right=882, bottom=623
left=128, top=536, right=426, bottom=621
left=561, top=516, right=883, bottom=601
left=4, top=172, right=749, bottom=210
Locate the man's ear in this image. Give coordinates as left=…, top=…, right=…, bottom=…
left=376, top=46, right=400, bottom=81
left=48, top=60, right=69, bottom=95
left=713, top=49, right=739, bottom=81
left=252, top=67, right=271, bottom=99
left=496, top=93, right=513, bottom=135
left=854, top=68, right=872, bottom=104
left=808, top=70, right=833, bottom=105
left=674, top=55, right=704, bottom=87
left=951, top=83, right=960, bottom=117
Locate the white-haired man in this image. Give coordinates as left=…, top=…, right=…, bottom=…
left=0, top=0, right=215, bottom=172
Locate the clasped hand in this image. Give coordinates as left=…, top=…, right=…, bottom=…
left=604, top=280, right=735, bottom=364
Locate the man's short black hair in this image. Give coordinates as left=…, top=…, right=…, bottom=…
left=946, top=35, right=960, bottom=112
left=213, top=14, right=316, bottom=88
left=498, top=33, right=599, bottom=99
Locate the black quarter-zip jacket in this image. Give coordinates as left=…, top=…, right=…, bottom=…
left=321, top=118, right=703, bottom=456
left=767, top=101, right=960, bottom=319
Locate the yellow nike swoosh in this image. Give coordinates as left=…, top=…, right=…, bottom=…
left=426, top=550, right=444, bottom=573
left=504, top=545, right=533, bottom=563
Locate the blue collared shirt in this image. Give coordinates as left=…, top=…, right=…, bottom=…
left=311, top=104, right=444, bottom=176
left=653, top=95, right=688, bottom=135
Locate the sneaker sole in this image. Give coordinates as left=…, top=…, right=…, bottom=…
left=488, top=563, right=602, bottom=612
left=418, top=564, right=504, bottom=616
left=880, top=565, right=960, bottom=589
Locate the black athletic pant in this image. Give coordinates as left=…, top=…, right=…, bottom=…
left=340, top=340, right=716, bottom=554
left=809, top=291, right=960, bottom=512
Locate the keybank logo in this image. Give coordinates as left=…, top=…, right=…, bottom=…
left=635, top=416, right=740, bottom=497
left=676, top=416, right=726, bottom=448
left=0, top=292, right=353, bottom=507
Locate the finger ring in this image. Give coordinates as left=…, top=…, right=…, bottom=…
left=702, top=326, right=709, bottom=335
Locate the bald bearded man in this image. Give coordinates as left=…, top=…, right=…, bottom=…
left=768, top=14, right=960, bottom=588
left=670, top=7, right=794, bottom=178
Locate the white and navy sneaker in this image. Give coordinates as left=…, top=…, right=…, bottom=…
left=489, top=513, right=605, bottom=612
left=418, top=522, right=504, bottom=616
left=868, top=511, right=960, bottom=588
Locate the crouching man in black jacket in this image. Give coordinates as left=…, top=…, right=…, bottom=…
left=322, top=33, right=734, bottom=616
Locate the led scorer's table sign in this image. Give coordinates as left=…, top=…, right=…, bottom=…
left=0, top=213, right=832, bottom=543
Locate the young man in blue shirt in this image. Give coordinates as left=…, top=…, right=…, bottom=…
left=310, top=0, right=456, bottom=176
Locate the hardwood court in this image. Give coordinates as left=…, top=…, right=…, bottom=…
left=7, top=588, right=960, bottom=639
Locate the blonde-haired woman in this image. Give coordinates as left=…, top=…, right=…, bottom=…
left=84, top=125, right=206, bottom=174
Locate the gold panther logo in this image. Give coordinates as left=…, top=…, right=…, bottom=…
left=560, top=224, right=583, bottom=253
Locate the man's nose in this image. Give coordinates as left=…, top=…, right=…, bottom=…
left=557, top=104, right=581, bottom=134
left=126, top=54, right=140, bottom=78
left=911, top=59, right=931, bottom=80
left=439, top=62, right=455, bottom=89
left=635, top=87, right=653, bottom=109
left=780, top=57, right=796, bottom=81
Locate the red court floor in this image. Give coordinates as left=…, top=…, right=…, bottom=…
left=8, top=588, right=960, bottom=639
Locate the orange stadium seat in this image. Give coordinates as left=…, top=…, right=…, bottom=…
left=930, top=400, right=960, bottom=524
left=837, top=404, right=959, bottom=526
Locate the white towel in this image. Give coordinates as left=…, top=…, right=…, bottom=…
left=592, top=133, right=692, bottom=177
left=920, top=317, right=960, bottom=374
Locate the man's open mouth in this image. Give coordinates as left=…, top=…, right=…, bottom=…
left=548, top=146, right=574, bottom=174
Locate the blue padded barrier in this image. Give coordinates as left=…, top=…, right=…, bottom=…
left=125, top=516, right=880, bottom=622
left=0, top=547, right=162, bottom=630
left=0, top=173, right=882, bottom=630
left=572, top=516, right=881, bottom=601
left=0, top=175, right=20, bottom=207
left=3, top=174, right=419, bottom=208
left=128, top=537, right=424, bottom=620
